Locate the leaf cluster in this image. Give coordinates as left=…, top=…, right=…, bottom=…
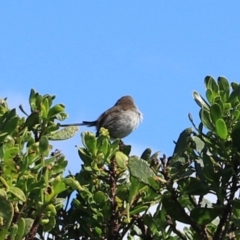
left=2, top=76, right=240, bottom=240
left=0, top=90, right=78, bottom=240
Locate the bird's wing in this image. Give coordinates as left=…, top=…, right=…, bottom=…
left=97, top=107, right=121, bottom=129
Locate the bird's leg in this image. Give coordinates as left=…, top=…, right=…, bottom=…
left=119, top=139, right=125, bottom=152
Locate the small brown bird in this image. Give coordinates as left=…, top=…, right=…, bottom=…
left=60, top=96, right=143, bottom=138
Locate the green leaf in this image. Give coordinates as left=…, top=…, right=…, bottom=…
left=46, top=95, right=55, bottom=107
left=232, top=199, right=240, bottom=208
left=231, top=82, right=239, bottom=90
left=0, top=109, right=16, bottom=132
left=190, top=207, right=222, bottom=225
left=97, top=137, right=109, bottom=156
left=215, top=119, right=228, bottom=139
left=4, top=147, right=19, bottom=161
left=39, top=136, right=49, bottom=153
left=233, top=110, right=240, bottom=120
left=141, top=148, right=152, bottom=160
left=232, top=200, right=240, bottom=218
left=202, top=159, right=219, bottom=184
left=130, top=205, right=149, bottom=215
left=2, top=116, right=19, bottom=135
left=128, top=157, right=155, bottom=185
left=210, top=103, right=222, bottom=123
left=35, top=94, right=43, bottom=110
left=173, top=128, right=192, bottom=156
left=195, top=159, right=205, bottom=182
left=94, top=191, right=106, bottom=206
left=43, top=96, right=50, bottom=111
left=177, top=195, right=191, bottom=209
left=47, top=104, right=65, bottom=119
left=5, top=109, right=17, bottom=124
left=115, top=151, right=128, bottom=169
left=9, top=223, right=18, bottom=239
left=0, top=195, right=14, bottom=231
left=53, top=180, right=67, bottom=195
left=148, top=176, right=161, bottom=189
left=218, top=76, right=229, bottom=92
left=8, top=187, right=26, bottom=202
left=150, top=151, right=160, bottom=160
left=55, top=112, right=68, bottom=121
left=204, top=76, right=219, bottom=94
left=169, top=160, right=195, bottom=180
left=229, top=84, right=240, bottom=102
left=214, top=97, right=224, bottom=113
left=106, top=139, right=119, bottom=159
left=29, top=89, right=36, bottom=112
left=221, top=167, right=233, bottom=188
left=223, top=103, right=231, bottom=112
left=94, top=227, right=102, bottom=236
left=193, top=91, right=210, bottom=110
left=121, top=144, right=131, bottom=156
left=40, top=102, right=48, bottom=120
left=0, top=189, right=7, bottom=197
left=0, top=176, right=9, bottom=189
left=0, top=98, right=8, bottom=110
left=0, top=132, right=8, bottom=143
left=64, top=178, right=83, bottom=191
left=82, top=132, right=97, bottom=155
left=219, top=90, right=228, bottom=104
left=192, top=136, right=205, bottom=153
left=24, top=218, right=34, bottom=236
left=46, top=204, right=57, bottom=215
left=178, top=177, right=208, bottom=195
left=43, top=216, right=56, bottom=232
left=45, top=123, right=59, bottom=134
left=49, top=126, right=78, bottom=140
left=206, top=89, right=213, bottom=104
left=78, top=147, right=93, bottom=164
left=25, top=112, right=40, bottom=130
left=16, top=217, right=26, bottom=240
left=129, top=177, right=145, bottom=204
left=162, top=193, right=191, bottom=224
left=232, top=123, right=240, bottom=151
left=200, top=108, right=214, bottom=131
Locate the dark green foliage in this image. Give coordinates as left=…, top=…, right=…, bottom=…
left=0, top=90, right=77, bottom=240
left=2, top=76, right=240, bottom=239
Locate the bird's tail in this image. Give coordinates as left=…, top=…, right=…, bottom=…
left=60, top=121, right=97, bottom=127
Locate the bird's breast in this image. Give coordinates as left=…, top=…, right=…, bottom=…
left=102, top=109, right=142, bottom=138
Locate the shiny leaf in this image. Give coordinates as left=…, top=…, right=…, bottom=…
left=190, top=207, right=222, bottom=225
left=210, top=103, right=222, bottom=123
left=49, top=126, right=78, bottom=140
left=215, top=119, right=228, bottom=140
left=115, top=151, right=128, bottom=169
left=200, top=108, right=214, bottom=131
left=128, top=157, right=155, bottom=185
left=39, top=136, right=49, bottom=153
left=193, top=91, right=210, bottom=110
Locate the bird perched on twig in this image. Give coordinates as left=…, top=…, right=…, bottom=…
left=60, top=96, right=143, bottom=139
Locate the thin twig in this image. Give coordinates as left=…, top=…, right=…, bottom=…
left=170, top=191, right=208, bottom=239
left=25, top=214, right=44, bottom=240
left=135, top=216, right=153, bottom=240
left=213, top=153, right=239, bottom=240
left=166, top=215, right=187, bottom=240
left=213, top=174, right=238, bottom=239
left=107, top=156, right=119, bottom=240
left=188, top=194, right=197, bottom=208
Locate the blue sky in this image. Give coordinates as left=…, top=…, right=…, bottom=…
left=1, top=1, right=240, bottom=173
